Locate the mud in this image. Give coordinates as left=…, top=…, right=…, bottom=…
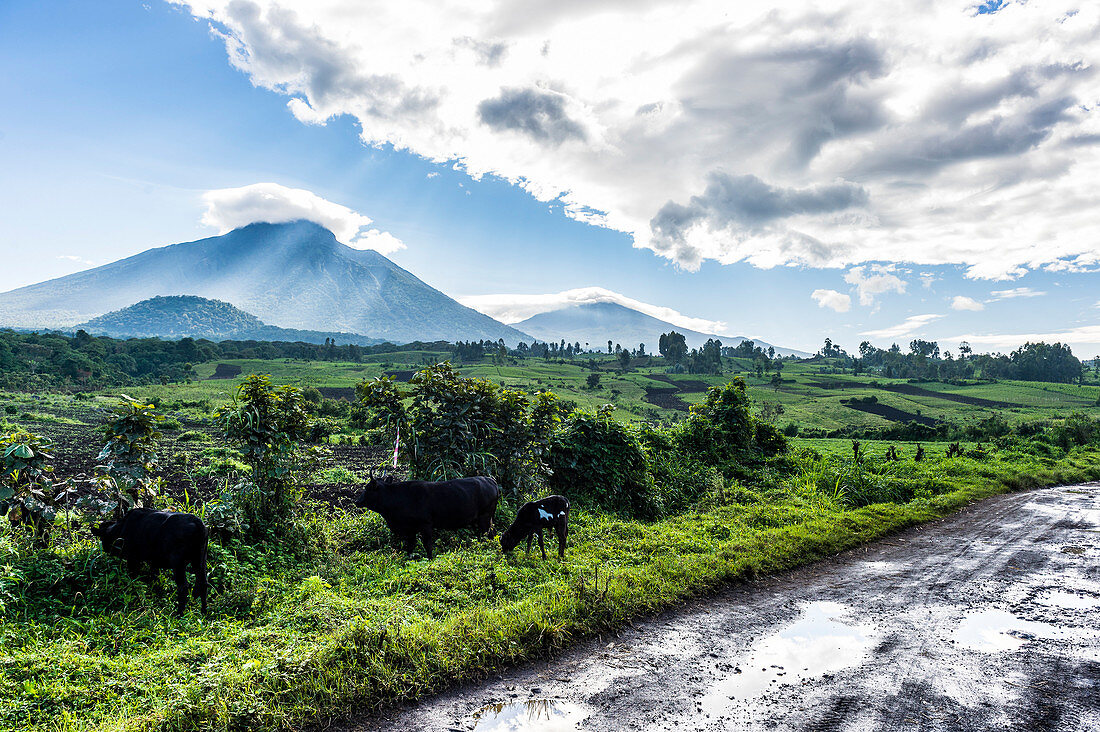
left=331, top=483, right=1100, bottom=732
left=842, top=399, right=939, bottom=426
left=643, top=387, right=691, bottom=412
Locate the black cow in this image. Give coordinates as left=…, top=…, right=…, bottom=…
left=91, top=508, right=209, bottom=615
left=353, top=475, right=500, bottom=559
left=500, top=495, right=570, bottom=560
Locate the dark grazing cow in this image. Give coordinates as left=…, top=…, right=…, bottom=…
left=91, top=508, right=209, bottom=615
left=500, top=495, right=570, bottom=560
left=353, top=475, right=500, bottom=559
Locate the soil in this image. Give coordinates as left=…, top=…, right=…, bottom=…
left=318, top=387, right=357, bottom=401
left=644, top=387, right=691, bottom=412
left=811, top=380, right=1019, bottom=409
left=326, top=483, right=1100, bottom=732
left=843, top=400, right=939, bottom=426
left=646, top=376, right=711, bottom=393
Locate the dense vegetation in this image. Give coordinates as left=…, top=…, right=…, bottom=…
left=1, top=334, right=1099, bottom=731
left=0, top=329, right=453, bottom=390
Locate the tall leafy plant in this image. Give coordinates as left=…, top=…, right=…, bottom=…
left=93, top=395, right=165, bottom=517
left=218, top=375, right=316, bottom=528
left=0, top=430, right=73, bottom=539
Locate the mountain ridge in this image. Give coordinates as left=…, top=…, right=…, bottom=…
left=79, top=295, right=386, bottom=345
left=514, top=301, right=808, bottom=357
left=0, top=221, right=530, bottom=345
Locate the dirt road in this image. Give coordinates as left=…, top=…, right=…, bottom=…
left=335, top=483, right=1100, bottom=731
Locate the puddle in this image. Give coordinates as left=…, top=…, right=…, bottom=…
left=952, top=609, right=1099, bottom=652
left=471, top=699, right=587, bottom=731
left=1035, top=590, right=1100, bottom=610
left=702, top=601, right=874, bottom=717
left=858, top=560, right=900, bottom=573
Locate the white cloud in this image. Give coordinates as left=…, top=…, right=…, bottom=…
left=844, top=264, right=906, bottom=306
left=811, top=289, right=851, bottom=313
left=988, top=286, right=1046, bottom=300
left=200, top=182, right=404, bottom=254
left=177, top=0, right=1100, bottom=279
left=860, top=313, right=943, bottom=340
left=458, top=286, right=728, bottom=333
left=426, top=172, right=439, bottom=179
left=947, top=325, right=1100, bottom=354
left=950, top=295, right=984, bottom=311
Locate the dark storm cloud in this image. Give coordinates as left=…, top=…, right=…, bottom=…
left=649, top=172, right=868, bottom=253
left=477, top=88, right=587, bottom=144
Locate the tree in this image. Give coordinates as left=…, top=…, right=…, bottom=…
left=586, top=373, right=601, bottom=389
left=608, top=340, right=613, bottom=354
left=618, top=349, right=631, bottom=369
left=660, top=331, right=688, bottom=365
left=770, top=372, right=783, bottom=391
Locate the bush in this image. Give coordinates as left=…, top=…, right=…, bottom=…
left=177, top=430, right=212, bottom=443
left=672, top=379, right=787, bottom=474
left=548, top=407, right=660, bottom=519
left=216, top=375, right=317, bottom=533
left=648, top=449, right=723, bottom=514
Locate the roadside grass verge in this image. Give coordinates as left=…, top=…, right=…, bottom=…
left=2, top=447, right=1099, bottom=731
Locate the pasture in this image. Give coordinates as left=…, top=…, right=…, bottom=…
left=122, top=354, right=1100, bottom=431
left=2, top=352, right=1100, bottom=731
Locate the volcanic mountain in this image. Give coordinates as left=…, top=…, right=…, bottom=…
left=0, top=221, right=529, bottom=344
left=513, top=301, right=808, bottom=357
left=79, top=295, right=384, bottom=345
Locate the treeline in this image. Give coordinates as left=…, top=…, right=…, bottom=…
left=817, top=338, right=1085, bottom=384
left=0, top=329, right=452, bottom=390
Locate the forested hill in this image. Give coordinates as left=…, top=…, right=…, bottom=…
left=80, top=295, right=383, bottom=346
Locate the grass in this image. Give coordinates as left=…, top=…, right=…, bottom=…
left=3, top=442, right=1099, bottom=731
left=112, top=356, right=1100, bottom=430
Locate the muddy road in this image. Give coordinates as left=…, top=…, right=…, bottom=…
left=334, top=484, right=1100, bottom=732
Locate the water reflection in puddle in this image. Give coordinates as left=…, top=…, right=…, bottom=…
left=953, top=609, right=1098, bottom=651
left=471, top=699, right=587, bottom=731
left=1036, top=590, right=1100, bottom=610
left=702, top=601, right=874, bottom=718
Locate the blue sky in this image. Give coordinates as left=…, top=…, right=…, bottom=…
left=1, top=0, right=1098, bottom=356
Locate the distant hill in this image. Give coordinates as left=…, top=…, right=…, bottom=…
left=0, top=220, right=530, bottom=345
left=513, top=301, right=809, bottom=357
left=79, top=295, right=384, bottom=345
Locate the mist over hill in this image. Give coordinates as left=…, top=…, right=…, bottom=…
left=0, top=221, right=529, bottom=345
left=79, top=295, right=384, bottom=345
left=514, top=301, right=808, bottom=357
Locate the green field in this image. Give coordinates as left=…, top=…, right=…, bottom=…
left=3, top=351, right=1100, bottom=732
left=123, top=355, right=1100, bottom=431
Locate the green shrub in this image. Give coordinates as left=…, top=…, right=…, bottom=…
left=177, top=430, right=212, bottom=443
left=548, top=406, right=659, bottom=519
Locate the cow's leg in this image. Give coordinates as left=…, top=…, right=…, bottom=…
left=525, top=533, right=533, bottom=555
left=536, top=529, right=547, bottom=560
left=403, top=533, right=418, bottom=556
left=172, top=565, right=189, bottom=615
left=476, top=512, right=493, bottom=535
left=127, top=558, right=142, bottom=578
left=421, top=528, right=434, bottom=560
left=555, top=520, right=567, bottom=559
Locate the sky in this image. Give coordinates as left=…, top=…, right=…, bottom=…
left=0, top=0, right=1098, bottom=356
